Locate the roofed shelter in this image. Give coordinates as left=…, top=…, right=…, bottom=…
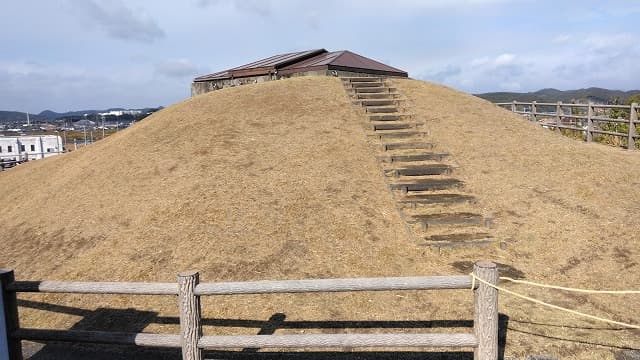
left=191, top=48, right=408, bottom=96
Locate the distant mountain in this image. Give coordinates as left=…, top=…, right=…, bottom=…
left=475, top=87, right=640, bottom=104
left=36, top=108, right=150, bottom=120
left=0, top=111, right=35, bottom=123
left=0, top=107, right=163, bottom=124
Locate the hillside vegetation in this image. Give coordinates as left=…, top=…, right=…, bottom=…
left=475, top=87, right=640, bottom=104
left=0, top=76, right=638, bottom=359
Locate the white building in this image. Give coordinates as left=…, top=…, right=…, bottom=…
left=98, top=110, right=142, bottom=117
left=0, top=135, right=64, bottom=162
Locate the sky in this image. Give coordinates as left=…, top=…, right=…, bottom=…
left=1, top=0, right=639, bottom=113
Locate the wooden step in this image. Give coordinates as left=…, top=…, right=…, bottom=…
left=366, top=106, right=400, bottom=114
left=372, top=123, right=414, bottom=131
left=375, top=132, right=423, bottom=139
left=353, top=87, right=395, bottom=93
left=382, top=153, right=449, bottom=162
left=410, top=213, right=488, bottom=228
left=383, top=142, right=434, bottom=151
left=369, top=114, right=413, bottom=121
left=398, top=194, right=476, bottom=206
left=353, top=99, right=397, bottom=106
left=392, top=164, right=452, bottom=176
left=418, top=231, right=494, bottom=249
left=389, top=178, right=463, bottom=192
left=342, top=77, right=383, bottom=82
left=356, top=93, right=400, bottom=99
left=424, top=232, right=493, bottom=242
left=350, top=82, right=385, bottom=88
left=418, top=238, right=494, bottom=249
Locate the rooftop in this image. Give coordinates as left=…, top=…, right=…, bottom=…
left=193, top=48, right=407, bottom=82
left=193, top=49, right=327, bottom=82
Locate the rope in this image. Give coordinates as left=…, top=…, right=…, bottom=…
left=500, top=276, right=640, bottom=294
left=469, top=273, right=640, bottom=330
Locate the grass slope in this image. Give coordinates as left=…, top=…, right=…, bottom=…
left=0, top=76, right=638, bottom=359
left=394, top=78, right=640, bottom=358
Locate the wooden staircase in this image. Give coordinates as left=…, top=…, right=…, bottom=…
left=342, top=77, right=495, bottom=250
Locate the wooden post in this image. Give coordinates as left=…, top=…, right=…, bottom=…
left=473, top=262, right=498, bottom=360
left=1, top=270, right=22, bottom=360
left=511, top=101, right=516, bottom=113
left=587, top=102, right=594, bottom=142
left=531, top=101, right=537, bottom=122
left=555, top=101, right=563, bottom=133
left=178, top=271, right=202, bottom=360
left=629, top=103, right=637, bottom=150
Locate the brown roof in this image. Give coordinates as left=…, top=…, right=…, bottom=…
left=194, top=49, right=327, bottom=82
left=279, top=50, right=407, bottom=77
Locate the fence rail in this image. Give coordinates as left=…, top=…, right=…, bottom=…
left=1, top=262, right=499, bottom=360
left=496, top=101, right=639, bottom=150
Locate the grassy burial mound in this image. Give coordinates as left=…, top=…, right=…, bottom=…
left=0, top=76, right=638, bottom=358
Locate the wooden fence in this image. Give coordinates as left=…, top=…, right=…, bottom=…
left=496, top=101, right=639, bottom=150
left=1, top=262, right=499, bottom=360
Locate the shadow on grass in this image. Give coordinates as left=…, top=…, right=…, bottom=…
left=18, top=299, right=510, bottom=360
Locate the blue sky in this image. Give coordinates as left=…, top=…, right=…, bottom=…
left=1, top=0, right=639, bottom=113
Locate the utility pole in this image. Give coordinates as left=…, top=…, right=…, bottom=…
left=63, top=122, right=67, bottom=149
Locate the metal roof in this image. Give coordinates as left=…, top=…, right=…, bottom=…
left=194, top=49, right=327, bottom=82
left=228, top=49, right=326, bottom=71
left=278, top=50, right=408, bottom=77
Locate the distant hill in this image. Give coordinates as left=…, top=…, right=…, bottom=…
left=0, top=107, right=162, bottom=124
left=0, top=111, right=35, bottom=123
left=475, top=87, right=640, bottom=104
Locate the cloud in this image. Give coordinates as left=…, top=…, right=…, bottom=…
left=196, top=0, right=273, bottom=17
left=72, top=0, right=165, bottom=43
left=0, top=61, right=172, bottom=113
left=422, top=53, right=530, bottom=92
left=494, top=53, right=516, bottom=65
left=583, top=33, right=634, bottom=54
left=470, top=57, right=490, bottom=67
left=155, top=59, right=200, bottom=78
left=427, top=65, right=462, bottom=83
left=552, top=34, right=571, bottom=44
left=420, top=30, right=640, bottom=94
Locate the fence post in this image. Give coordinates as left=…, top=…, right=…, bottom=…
left=1, top=270, right=22, bottom=360
left=587, top=102, right=594, bottom=142
left=555, top=101, right=563, bottom=133
left=178, top=271, right=202, bottom=360
left=511, top=101, right=516, bottom=113
left=531, top=101, right=537, bottom=122
left=629, top=103, right=637, bottom=150
left=473, top=262, right=498, bottom=360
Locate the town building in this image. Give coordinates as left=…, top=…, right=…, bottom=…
left=0, top=135, right=64, bottom=163
left=191, top=48, right=408, bottom=96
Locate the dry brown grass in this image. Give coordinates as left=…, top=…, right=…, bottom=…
left=393, top=78, right=640, bottom=358
left=0, top=76, right=638, bottom=359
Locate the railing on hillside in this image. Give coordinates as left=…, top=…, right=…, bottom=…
left=496, top=101, right=639, bottom=150
left=1, top=262, right=499, bottom=360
